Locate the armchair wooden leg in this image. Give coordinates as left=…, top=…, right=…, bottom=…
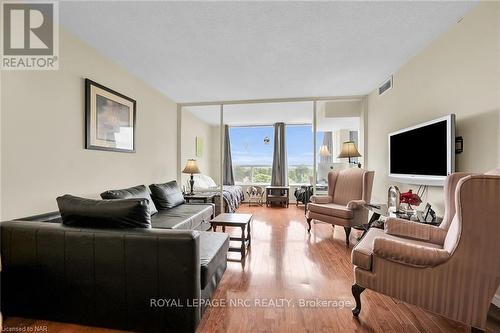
left=471, top=327, right=485, bottom=333
left=344, top=227, right=351, bottom=246
left=306, top=218, right=312, bottom=233
left=351, top=283, right=365, bottom=317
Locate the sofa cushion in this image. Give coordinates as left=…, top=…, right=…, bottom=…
left=100, top=184, right=158, bottom=215
left=307, top=203, right=353, bottom=219
left=199, top=232, right=229, bottom=289
left=149, top=181, right=185, bottom=209
left=56, top=194, right=151, bottom=229
left=352, top=228, right=442, bottom=271
left=151, top=204, right=213, bottom=230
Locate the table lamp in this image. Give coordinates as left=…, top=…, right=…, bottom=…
left=338, top=141, right=362, bottom=168
left=182, top=159, right=201, bottom=195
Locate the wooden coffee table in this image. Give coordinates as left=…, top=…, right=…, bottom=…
left=210, top=213, right=252, bottom=257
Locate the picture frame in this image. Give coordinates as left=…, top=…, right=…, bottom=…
left=423, top=203, right=437, bottom=223
left=196, top=137, right=204, bottom=157
left=85, top=79, right=136, bottom=153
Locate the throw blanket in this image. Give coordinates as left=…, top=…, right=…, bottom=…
left=213, top=185, right=244, bottom=213
left=194, top=184, right=244, bottom=214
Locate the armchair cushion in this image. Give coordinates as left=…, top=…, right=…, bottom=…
left=309, top=195, right=332, bottom=204
left=352, top=228, right=443, bottom=271
left=373, top=237, right=450, bottom=268
left=385, top=217, right=447, bottom=245
left=307, top=203, right=353, bottom=219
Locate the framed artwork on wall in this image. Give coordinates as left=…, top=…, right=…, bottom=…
left=85, top=79, right=136, bottom=153
left=196, top=137, right=204, bottom=157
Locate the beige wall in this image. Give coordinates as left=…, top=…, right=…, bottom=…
left=0, top=29, right=178, bottom=220
left=180, top=110, right=220, bottom=187
left=366, top=2, right=500, bottom=215
left=325, top=100, right=363, bottom=118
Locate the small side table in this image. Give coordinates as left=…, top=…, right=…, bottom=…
left=301, top=184, right=328, bottom=213
left=184, top=192, right=216, bottom=203
left=265, top=186, right=290, bottom=207
left=358, top=203, right=442, bottom=239
left=210, top=213, right=252, bottom=257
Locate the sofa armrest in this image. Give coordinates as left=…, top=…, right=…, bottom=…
left=14, top=211, right=62, bottom=223
left=310, top=195, right=332, bottom=204
left=373, top=237, right=450, bottom=268
left=347, top=200, right=366, bottom=210
left=385, top=217, right=447, bottom=245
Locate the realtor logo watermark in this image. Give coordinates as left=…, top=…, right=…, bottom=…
left=1, top=1, right=59, bottom=70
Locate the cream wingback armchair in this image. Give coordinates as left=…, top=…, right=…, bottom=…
left=306, top=168, right=375, bottom=246
left=351, top=171, right=500, bottom=333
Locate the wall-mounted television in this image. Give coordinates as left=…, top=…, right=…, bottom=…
left=388, top=114, right=455, bottom=186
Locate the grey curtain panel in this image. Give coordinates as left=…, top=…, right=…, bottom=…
left=223, top=125, right=235, bottom=185
left=320, top=131, right=333, bottom=163
left=271, top=122, right=288, bottom=186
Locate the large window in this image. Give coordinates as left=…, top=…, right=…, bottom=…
left=231, top=126, right=274, bottom=184
left=183, top=100, right=363, bottom=193
left=286, top=125, right=313, bottom=185
left=230, top=124, right=313, bottom=185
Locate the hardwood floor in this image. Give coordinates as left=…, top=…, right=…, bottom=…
left=4, top=205, right=500, bottom=332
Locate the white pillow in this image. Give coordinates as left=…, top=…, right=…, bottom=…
left=192, top=174, right=208, bottom=190
left=203, top=175, right=217, bottom=188
left=191, top=174, right=218, bottom=190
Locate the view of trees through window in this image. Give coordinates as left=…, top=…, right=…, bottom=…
left=230, top=125, right=313, bottom=185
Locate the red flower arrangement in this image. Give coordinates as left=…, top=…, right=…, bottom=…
left=400, top=190, right=422, bottom=208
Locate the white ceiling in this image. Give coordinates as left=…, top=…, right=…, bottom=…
left=60, top=1, right=477, bottom=103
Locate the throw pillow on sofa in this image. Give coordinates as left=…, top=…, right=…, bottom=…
left=56, top=194, right=151, bottom=228
left=100, top=184, right=158, bottom=215
left=149, top=180, right=185, bottom=209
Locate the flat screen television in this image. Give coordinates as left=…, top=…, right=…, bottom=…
left=388, top=114, right=455, bottom=186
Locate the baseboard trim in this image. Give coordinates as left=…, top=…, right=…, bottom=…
left=492, top=294, right=500, bottom=308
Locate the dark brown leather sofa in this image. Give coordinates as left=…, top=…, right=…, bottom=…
left=0, top=203, right=229, bottom=333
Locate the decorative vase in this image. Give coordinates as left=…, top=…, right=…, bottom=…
left=387, top=186, right=400, bottom=212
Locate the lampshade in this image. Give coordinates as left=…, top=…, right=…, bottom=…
left=338, top=141, right=362, bottom=158
left=319, top=145, right=331, bottom=157
left=182, top=159, right=201, bottom=174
